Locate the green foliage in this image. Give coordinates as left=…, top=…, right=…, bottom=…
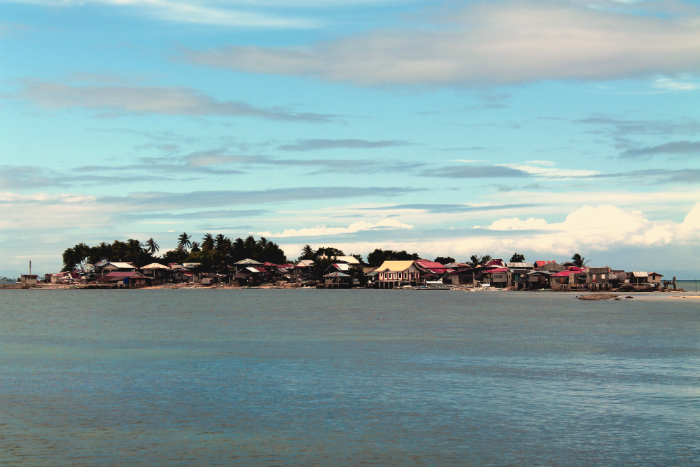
left=571, top=253, right=588, bottom=267
left=468, top=254, right=492, bottom=267
left=510, top=253, right=526, bottom=262
left=434, top=256, right=455, bottom=264
left=367, top=248, right=420, bottom=267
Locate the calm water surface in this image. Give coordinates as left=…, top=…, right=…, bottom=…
left=1, top=290, right=698, bottom=466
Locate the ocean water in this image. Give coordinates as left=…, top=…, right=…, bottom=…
left=1, top=290, right=698, bottom=466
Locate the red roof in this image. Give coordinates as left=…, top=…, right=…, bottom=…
left=535, top=260, right=555, bottom=268
left=415, top=260, right=449, bottom=272
left=485, top=267, right=509, bottom=273
left=484, top=259, right=506, bottom=267
left=262, top=262, right=278, bottom=267
left=551, top=270, right=574, bottom=277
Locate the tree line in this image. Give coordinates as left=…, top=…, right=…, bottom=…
left=62, top=235, right=588, bottom=273
left=62, top=234, right=286, bottom=272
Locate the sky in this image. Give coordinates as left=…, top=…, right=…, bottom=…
left=1, top=0, right=700, bottom=278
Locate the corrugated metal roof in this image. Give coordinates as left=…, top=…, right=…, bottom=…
left=333, top=263, right=351, bottom=271
left=324, top=272, right=349, bottom=277
left=484, top=267, right=509, bottom=273
left=235, top=259, right=262, bottom=265
left=102, top=272, right=146, bottom=278
left=246, top=267, right=264, bottom=273
left=142, top=263, right=169, bottom=269
left=295, top=260, right=315, bottom=267
left=335, top=256, right=361, bottom=264
left=105, top=262, right=136, bottom=269
left=506, top=262, right=534, bottom=268
left=632, top=271, right=648, bottom=277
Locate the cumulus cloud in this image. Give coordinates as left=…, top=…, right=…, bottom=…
left=256, top=218, right=413, bottom=238
left=481, top=204, right=700, bottom=252
left=183, top=1, right=700, bottom=86
left=16, top=79, right=337, bottom=122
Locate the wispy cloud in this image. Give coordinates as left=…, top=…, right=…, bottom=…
left=257, top=218, right=412, bottom=238
left=99, top=186, right=420, bottom=210
left=3, top=0, right=316, bottom=28
left=183, top=1, right=700, bottom=86
left=15, top=79, right=338, bottom=122
left=620, top=140, right=700, bottom=158
left=277, top=139, right=409, bottom=151
left=654, top=77, right=700, bottom=91
left=358, top=203, right=544, bottom=214
left=420, top=165, right=531, bottom=179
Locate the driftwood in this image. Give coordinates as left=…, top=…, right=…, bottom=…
left=577, top=293, right=619, bottom=301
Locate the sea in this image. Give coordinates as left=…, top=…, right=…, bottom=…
left=1, top=290, right=698, bottom=466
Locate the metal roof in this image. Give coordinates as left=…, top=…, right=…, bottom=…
left=141, top=263, right=169, bottom=269
left=104, top=262, right=136, bottom=269
left=333, top=263, right=351, bottom=271
left=295, top=260, right=315, bottom=268
left=506, top=262, right=534, bottom=268
left=632, top=271, right=648, bottom=277
left=324, top=272, right=349, bottom=277
left=235, top=259, right=262, bottom=265
left=246, top=267, right=264, bottom=273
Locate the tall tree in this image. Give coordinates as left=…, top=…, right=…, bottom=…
left=434, top=256, right=455, bottom=264
left=178, top=232, right=192, bottom=251
left=202, top=233, right=215, bottom=251
left=299, top=245, right=316, bottom=261
left=145, top=238, right=160, bottom=255
left=190, top=241, right=201, bottom=253
left=571, top=253, right=588, bottom=267
left=510, top=253, right=525, bottom=262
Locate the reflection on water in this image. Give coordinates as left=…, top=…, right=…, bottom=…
left=1, top=290, right=698, bottom=466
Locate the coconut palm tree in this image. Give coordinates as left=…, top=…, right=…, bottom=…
left=571, top=253, right=588, bottom=267
left=215, top=233, right=226, bottom=251
left=190, top=241, right=201, bottom=253
left=145, top=238, right=159, bottom=255
left=202, top=233, right=215, bottom=251
left=178, top=232, right=192, bottom=251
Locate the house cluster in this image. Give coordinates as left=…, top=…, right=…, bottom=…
left=360, top=259, right=667, bottom=291
left=39, top=256, right=669, bottom=291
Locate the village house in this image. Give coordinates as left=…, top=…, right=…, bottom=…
left=647, top=272, right=664, bottom=287
left=141, top=263, right=170, bottom=285
left=97, top=272, right=148, bottom=288
left=375, top=260, right=421, bottom=288
left=630, top=271, right=649, bottom=285
left=324, top=271, right=351, bottom=288
left=98, top=262, right=137, bottom=275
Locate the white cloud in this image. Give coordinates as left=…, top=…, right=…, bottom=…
left=256, top=218, right=413, bottom=238
left=15, top=79, right=335, bottom=122
left=497, top=163, right=599, bottom=178
left=184, top=1, right=700, bottom=86
left=487, top=217, right=548, bottom=230
left=654, top=78, right=700, bottom=91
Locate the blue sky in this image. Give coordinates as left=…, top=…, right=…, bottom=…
left=1, top=0, right=700, bottom=277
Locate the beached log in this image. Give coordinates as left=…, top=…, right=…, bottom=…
left=577, top=293, right=619, bottom=301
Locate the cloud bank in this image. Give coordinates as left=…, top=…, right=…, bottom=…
left=16, top=79, right=337, bottom=122
left=184, top=1, right=700, bottom=86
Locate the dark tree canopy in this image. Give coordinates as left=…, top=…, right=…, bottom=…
left=61, top=235, right=287, bottom=272
left=367, top=249, right=420, bottom=267
left=571, top=253, right=587, bottom=267
left=510, top=253, right=526, bottom=262
left=434, top=256, right=455, bottom=265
